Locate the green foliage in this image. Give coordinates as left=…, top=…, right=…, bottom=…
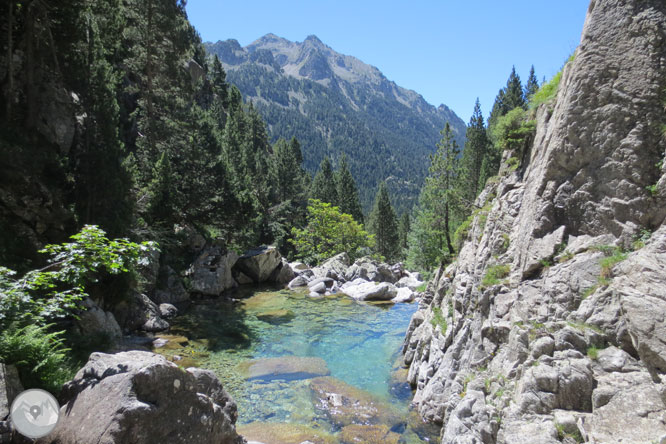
left=599, top=249, right=628, bottom=279
left=311, top=157, right=339, bottom=205
left=335, top=154, right=365, bottom=224
left=406, top=123, right=462, bottom=270
left=453, top=214, right=474, bottom=252
left=290, top=199, right=373, bottom=264
left=0, top=225, right=153, bottom=393
left=632, top=228, right=652, bottom=250
left=529, top=71, right=562, bottom=109
left=368, top=182, right=400, bottom=262
left=0, top=226, right=156, bottom=330
left=587, top=346, right=599, bottom=360
left=529, top=54, right=574, bottom=110
left=489, top=108, right=535, bottom=151
left=481, top=264, right=510, bottom=288
left=416, top=283, right=427, bottom=293
left=430, top=307, right=447, bottom=333
left=458, top=99, right=489, bottom=206
left=0, top=325, right=72, bottom=393
left=524, top=66, right=539, bottom=102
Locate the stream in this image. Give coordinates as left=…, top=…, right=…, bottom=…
left=153, top=286, right=439, bottom=444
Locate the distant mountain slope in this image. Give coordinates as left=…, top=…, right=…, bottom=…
left=205, top=34, right=466, bottom=213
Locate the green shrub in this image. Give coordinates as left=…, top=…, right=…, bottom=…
left=0, top=325, right=73, bottom=393
left=453, top=214, right=474, bottom=251
left=481, top=264, right=510, bottom=288
left=415, top=283, right=427, bottom=293
left=290, top=199, right=374, bottom=264
left=599, top=250, right=627, bottom=279
left=587, top=346, right=599, bottom=360
left=529, top=53, right=575, bottom=110
left=431, top=307, right=447, bottom=333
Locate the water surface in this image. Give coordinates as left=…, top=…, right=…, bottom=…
left=155, top=286, right=437, bottom=443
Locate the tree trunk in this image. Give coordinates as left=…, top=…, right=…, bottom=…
left=25, top=2, right=36, bottom=128
left=6, top=1, right=13, bottom=119
left=444, top=201, right=454, bottom=255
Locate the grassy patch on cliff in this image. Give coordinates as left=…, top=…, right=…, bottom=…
left=430, top=307, right=447, bottom=333
left=481, top=264, right=510, bottom=288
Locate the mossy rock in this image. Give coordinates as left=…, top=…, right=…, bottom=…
left=237, top=422, right=338, bottom=444
left=256, top=309, right=295, bottom=324
left=238, top=356, right=330, bottom=381
left=309, top=376, right=402, bottom=427
left=242, top=291, right=289, bottom=312
left=339, top=424, right=400, bottom=444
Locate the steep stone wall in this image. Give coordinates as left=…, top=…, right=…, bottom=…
left=402, top=1, right=666, bottom=442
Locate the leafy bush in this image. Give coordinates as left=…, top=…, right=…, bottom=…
left=0, top=325, right=72, bottom=393
left=0, top=225, right=157, bottom=330
left=290, top=199, right=374, bottom=264
left=0, top=226, right=156, bottom=393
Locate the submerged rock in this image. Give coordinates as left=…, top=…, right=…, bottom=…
left=256, top=309, right=295, bottom=324
left=41, top=351, right=243, bottom=444
left=242, top=356, right=330, bottom=381
left=237, top=422, right=337, bottom=444
left=339, top=424, right=400, bottom=444
left=309, top=376, right=400, bottom=427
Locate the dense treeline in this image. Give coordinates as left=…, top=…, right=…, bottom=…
left=0, top=0, right=314, bottom=268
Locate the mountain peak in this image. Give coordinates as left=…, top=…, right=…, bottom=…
left=304, top=34, right=324, bottom=45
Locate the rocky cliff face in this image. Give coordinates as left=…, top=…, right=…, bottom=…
left=403, top=1, right=666, bottom=442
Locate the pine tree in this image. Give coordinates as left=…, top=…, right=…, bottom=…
left=145, top=151, right=175, bottom=227
left=271, top=138, right=306, bottom=202
left=407, top=122, right=461, bottom=267
left=458, top=99, right=489, bottom=207
left=335, top=154, right=364, bottom=223
left=311, top=157, right=338, bottom=205
left=369, top=182, right=399, bottom=262
left=524, top=65, right=539, bottom=102
left=397, top=212, right=410, bottom=259
left=504, top=66, right=526, bottom=110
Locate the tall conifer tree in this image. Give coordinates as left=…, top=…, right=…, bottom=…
left=311, top=157, right=338, bottom=205
left=369, top=182, right=399, bottom=262
left=335, top=155, right=364, bottom=223
left=525, top=65, right=539, bottom=102
left=458, top=99, right=488, bottom=206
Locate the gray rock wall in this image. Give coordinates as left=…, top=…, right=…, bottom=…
left=403, top=1, right=666, bottom=443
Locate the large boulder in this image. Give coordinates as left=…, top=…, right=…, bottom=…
left=112, top=292, right=169, bottom=333
left=152, top=265, right=189, bottom=305
left=234, top=246, right=281, bottom=283
left=189, top=247, right=238, bottom=295
left=40, top=351, right=243, bottom=444
left=75, top=297, right=123, bottom=339
left=342, top=281, right=398, bottom=301
left=344, top=257, right=399, bottom=283
left=269, top=258, right=295, bottom=284
left=312, top=252, right=350, bottom=281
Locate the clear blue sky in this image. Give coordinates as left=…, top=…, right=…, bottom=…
left=185, top=1, right=588, bottom=122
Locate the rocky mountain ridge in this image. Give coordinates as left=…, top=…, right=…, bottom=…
left=205, top=34, right=466, bottom=212
left=402, top=0, right=666, bottom=442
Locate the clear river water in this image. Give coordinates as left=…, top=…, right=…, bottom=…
left=153, top=286, right=439, bottom=444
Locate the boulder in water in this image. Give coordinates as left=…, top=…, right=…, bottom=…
left=234, top=246, right=282, bottom=283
